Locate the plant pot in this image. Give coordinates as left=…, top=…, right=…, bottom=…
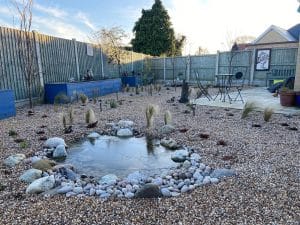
left=295, top=92, right=300, bottom=107
left=279, top=91, right=295, bottom=107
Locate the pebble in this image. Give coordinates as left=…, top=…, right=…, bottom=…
left=125, top=192, right=134, bottom=198
left=161, top=188, right=171, bottom=197
left=181, top=185, right=189, bottom=193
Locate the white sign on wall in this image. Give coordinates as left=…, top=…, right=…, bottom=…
left=86, top=44, right=93, bottom=56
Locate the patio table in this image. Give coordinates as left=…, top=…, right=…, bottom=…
left=214, top=74, right=234, bottom=103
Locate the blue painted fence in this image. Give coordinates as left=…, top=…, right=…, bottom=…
left=121, top=76, right=141, bottom=87
left=0, top=90, right=16, bottom=119
left=44, top=78, right=121, bottom=104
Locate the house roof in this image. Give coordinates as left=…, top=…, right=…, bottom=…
left=252, top=25, right=297, bottom=44
left=287, top=23, right=300, bottom=40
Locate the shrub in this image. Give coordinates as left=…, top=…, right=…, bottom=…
left=85, top=108, right=97, bottom=124
left=164, top=110, right=172, bottom=125
left=145, top=104, right=158, bottom=128
left=79, top=93, right=88, bottom=105
left=264, top=107, right=274, bottom=122
left=241, top=102, right=257, bottom=119
left=54, top=92, right=70, bottom=105
left=8, top=130, right=18, bottom=137
left=20, top=141, right=28, bottom=149
left=110, top=99, right=118, bottom=108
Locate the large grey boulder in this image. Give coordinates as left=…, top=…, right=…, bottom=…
left=159, top=125, right=175, bottom=135
left=52, top=144, right=68, bottom=159
left=19, top=168, right=43, bottom=183
left=210, top=168, right=236, bottom=179
left=32, top=159, right=56, bottom=171
left=4, top=154, right=26, bottom=167
left=135, top=183, right=162, bottom=198
left=87, top=132, right=101, bottom=139
left=99, top=174, right=118, bottom=185
left=26, top=175, right=55, bottom=194
left=171, top=149, right=189, bottom=163
left=126, top=171, right=146, bottom=184
left=44, top=137, right=66, bottom=149
left=116, top=128, right=133, bottom=137
left=160, top=138, right=179, bottom=150
left=117, top=120, right=134, bottom=128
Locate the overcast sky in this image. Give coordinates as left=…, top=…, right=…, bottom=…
left=0, top=0, right=299, bottom=54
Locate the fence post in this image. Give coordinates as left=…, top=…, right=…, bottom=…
left=294, top=36, right=300, bottom=91
left=249, top=48, right=256, bottom=85
left=72, top=38, right=80, bottom=81
left=33, top=31, right=44, bottom=88
left=215, top=51, right=220, bottom=82
left=100, top=47, right=104, bottom=77
left=163, top=57, right=166, bottom=82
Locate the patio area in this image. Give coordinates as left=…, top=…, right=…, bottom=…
left=193, top=87, right=300, bottom=115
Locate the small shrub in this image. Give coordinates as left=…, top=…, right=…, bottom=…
left=264, top=107, right=274, bottom=122
left=157, top=84, right=161, bottom=92
left=79, top=93, right=88, bottom=105
left=68, top=107, right=74, bottom=125
left=145, top=104, right=158, bottom=128
left=110, top=99, right=118, bottom=108
left=164, top=110, right=172, bottom=125
left=149, top=84, right=153, bottom=96
left=241, top=102, right=257, bottom=119
left=135, top=86, right=140, bottom=95
left=19, top=141, right=28, bottom=149
left=54, top=92, right=70, bottom=105
left=8, top=130, right=18, bottom=137
left=60, top=113, right=68, bottom=129
left=85, top=108, right=97, bottom=124
left=125, top=84, right=130, bottom=92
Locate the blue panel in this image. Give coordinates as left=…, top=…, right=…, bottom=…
left=44, top=79, right=121, bottom=104
left=121, top=76, right=141, bottom=87
left=0, top=90, right=16, bottom=119
left=44, top=83, right=68, bottom=104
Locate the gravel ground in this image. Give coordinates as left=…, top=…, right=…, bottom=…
left=0, top=87, right=299, bottom=225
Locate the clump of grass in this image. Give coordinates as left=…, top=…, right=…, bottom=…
left=54, top=93, right=70, bottom=112
left=19, top=141, right=28, bottom=149
left=8, top=130, right=18, bottom=137
left=264, top=107, right=274, bottom=122
left=145, top=104, right=159, bottom=128
left=135, top=86, right=140, bottom=95
left=141, top=86, right=144, bottom=92
left=157, top=84, right=161, bottom=92
left=79, top=93, right=88, bottom=105
left=61, top=113, right=68, bottom=129
left=110, top=99, right=118, bottom=108
left=68, top=107, right=74, bottom=125
left=241, top=101, right=257, bottom=119
left=125, top=84, right=130, bottom=92
left=149, top=84, right=153, bottom=96
left=164, top=110, right=172, bottom=125
left=85, top=108, right=97, bottom=127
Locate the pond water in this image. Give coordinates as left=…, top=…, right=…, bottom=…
left=64, top=136, right=177, bottom=178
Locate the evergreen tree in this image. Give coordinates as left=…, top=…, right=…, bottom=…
left=131, top=0, right=178, bottom=56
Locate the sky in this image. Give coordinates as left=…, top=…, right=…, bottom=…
left=0, top=0, right=299, bottom=55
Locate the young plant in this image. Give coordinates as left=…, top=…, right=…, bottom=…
left=85, top=108, right=97, bottom=128
left=68, top=107, right=74, bottom=125
left=135, top=85, right=140, bottom=95
left=149, top=84, right=153, bottom=96
left=264, top=107, right=274, bottom=122
left=164, top=110, right=172, bottom=125
left=110, top=99, right=118, bottom=108
left=79, top=93, right=88, bottom=105
left=156, top=84, right=161, bottom=92
left=241, top=101, right=256, bottom=119
left=125, top=84, right=130, bottom=92
left=8, top=130, right=18, bottom=137
left=145, top=104, right=158, bottom=128
left=61, top=113, right=67, bottom=129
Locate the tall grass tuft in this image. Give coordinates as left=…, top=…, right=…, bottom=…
left=164, top=110, right=172, bottom=125
left=68, top=106, right=74, bottom=125
left=145, top=104, right=158, bottom=128
left=85, top=108, right=97, bottom=124
left=241, top=101, right=257, bottom=119
left=79, top=93, right=88, bottom=105
left=264, top=107, right=274, bottom=122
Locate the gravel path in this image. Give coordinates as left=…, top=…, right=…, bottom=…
left=0, top=87, right=299, bottom=225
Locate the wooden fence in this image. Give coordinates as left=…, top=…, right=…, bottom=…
left=0, top=25, right=298, bottom=101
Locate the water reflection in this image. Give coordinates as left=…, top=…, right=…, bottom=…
left=65, top=136, right=177, bottom=178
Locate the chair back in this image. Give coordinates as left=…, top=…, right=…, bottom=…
left=235, top=72, right=243, bottom=79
